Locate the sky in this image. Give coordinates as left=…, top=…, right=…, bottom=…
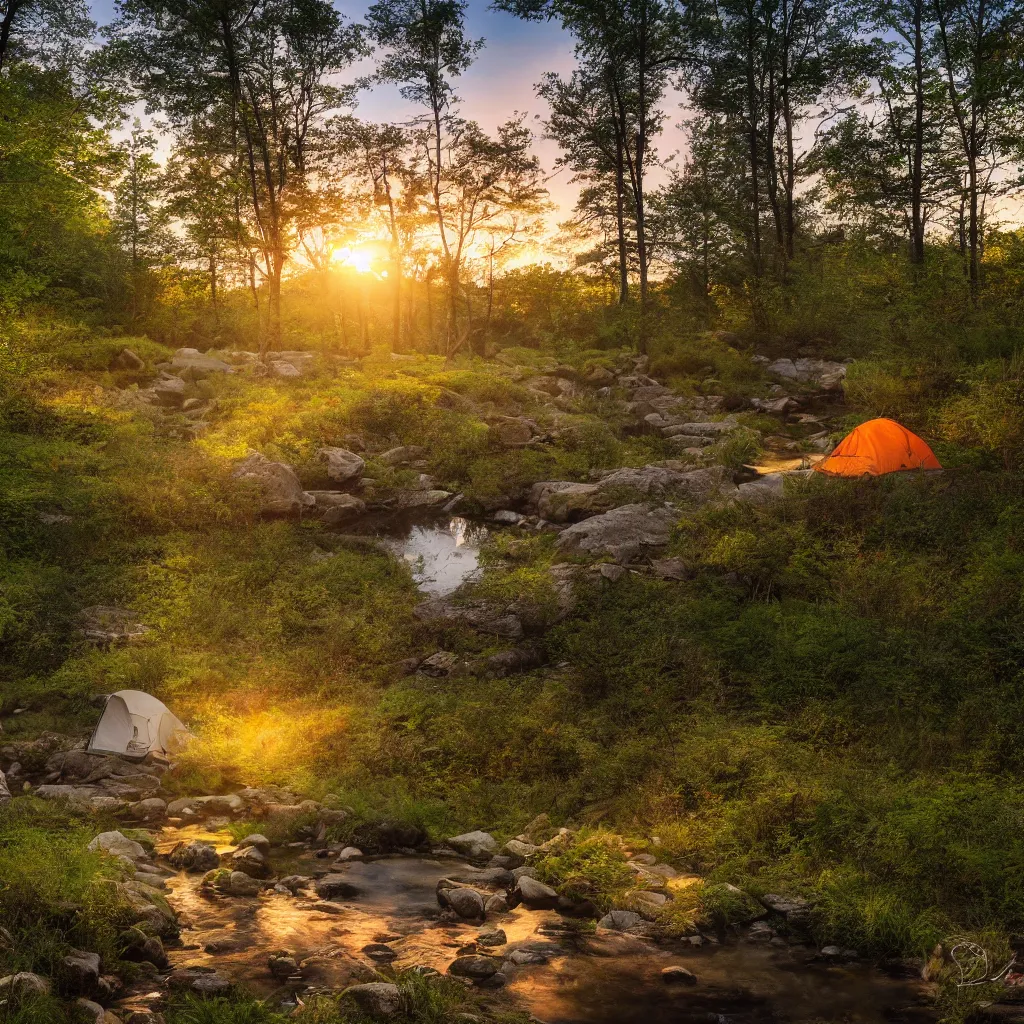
left=86, top=0, right=690, bottom=232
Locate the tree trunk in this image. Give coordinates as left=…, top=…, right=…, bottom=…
left=615, top=133, right=629, bottom=305
left=910, top=0, right=926, bottom=265
left=745, top=0, right=763, bottom=276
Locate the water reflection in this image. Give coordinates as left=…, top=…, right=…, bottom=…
left=348, top=514, right=488, bottom=595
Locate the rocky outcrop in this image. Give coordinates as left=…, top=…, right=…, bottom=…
left=413, top=596, right=523, bottom=639
left=555, top=505, right=677, bottom=564
left=231, top=453, right=314, bottom=516
left=88, top=831, right=147, bottom=861
left=767, top=358, right=847, bottom=389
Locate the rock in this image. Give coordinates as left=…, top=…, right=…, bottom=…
left=514, top=876, right=559, bottom=909
left=60, top=950, right=100, bottom=995
left=597, top=465, right=734, bottom=506
left=124, top=1014, right=164, bottom=1024
left=484, top=893, right=510, bottom=914
left=675, top=418, right=738, bottom=437
left=152, top=375, right=188, bottom=407
left=362, top=943, right=398, bottom=962
left=476, top=929, right=507, bottom=947
left=344, top=982, right=403, bottom=1018
left=395, top=489, right=453, bottom=509
left=418, top=651, right=462, bottom=677
left=113, top=348, right=146, bottom=371
left=491, top=510, right=524, bottom=525
left=587, top=366, right=615, bottom=385
left=650, top=557, right=689, bottom=580
left=236, top=834, right=271, bottom=855
left=506, top=948, right=548, bottom=966
left=662, top=966, right=697, bottom=985
left=313, top=493, right=367, bottom=524
left=598, top=910, right=644, bottom=932
left=0, top=769, right=10, bottom=804
left=736, top=472, right=786, bottom=504
left=276, top=875, right=311, bottom=893
left=316, top=874, right=361, bottom=900
left=168, top=840, right=220, bottom=873
left=0, top=973, right=51, bottom=999
left=231, top=453, right=314, bottom=516
left=75, top=998, right=107, bottom=1022
left=448, top=831, right=499, bottom=860
left=230, top=846, right=270, bottom=878
left=170, top=350, right=233, bottom=376
left=530, top=481, right=601, bottom=522
left=445, top=888, right=486, bottom=920
left=268, top=952, right=299, bottom=978
left=319, top=447, right=365, bottom=485
left=413, top=596, right=523, bottom=639
left=448, top=955, right=499, bottom=981
left=761, top=893, right=812, bottom=921
left=79, top=607, right=149, bottom=644
left=129, top=798, right=167, bottom=820
left=88, top=831, right=147, bottom=862
left=556, top=504, right=677, bottom=564
left=768, top=358, right=847, bottom=388
left=335, top=846, right=363, bottom=863
left=269, top=360, right=301, bottom=378
left=380, top=445, right=426, bottom=467
left=167, top=969, right=230, bottom=995
left=504, top=838, right=539, bottom=860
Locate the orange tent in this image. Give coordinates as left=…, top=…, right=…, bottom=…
left=815, top=418, right=942, bottom=477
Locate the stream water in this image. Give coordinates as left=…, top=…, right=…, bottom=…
left=142, top=826, right=937, bottom=1024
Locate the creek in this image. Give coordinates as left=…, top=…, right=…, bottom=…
left=137, top=825, right=937, bottom=1024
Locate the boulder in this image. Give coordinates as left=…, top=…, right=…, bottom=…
left=129, top=798, right=167, bottom=820
left=514, top=876, right=559, bottom=909
left=344, top=982, right=403, bottom=1018
left=170, top=350, right=233, bottom=376
left=231, top=453, right=314, bottom=516
left=485, top=893, right=510, bottom=914
left=0, top=769, right=10, bottom=804
left=650, top=557, right=690, bottom=581
left=316, top=874, right=361, bottom=900
left=319, top=447, right=365, bottom=485
left=675, top=418, right=738, bottom=437
left=167, top=969, right=230, bottom=995
left=151, top=376, right=188, bottom=407
left=168, top=841, right=220, bottom=873
left=60, top=950, right=100, bottom=995
left=447, top=831, right=498, bottom=860
left=314, top=494, right=367, bottom=524
left=736, top=472, right=786, bottom=504
left=768, top=358, right=847, bottom=388
left=230, top=846, right=271, bottom=879
left=587, top=366, right=616, bottom=385
left=445, top=888, right=485, bottom=919
left=530, top=480, right=600, bottom=522
left=477, top=928, right=507, bottom=947
left=269, top=360, right=301, bottom=378
left=598, top=910, right=645, bottom=932
left=448, top=955, right=499, bottom=981
left=380, top=445, right=426, bottom=467
left=395, top=489, right=453, bottom=509
left=75, top=998, right=106, bottom=1023
left=236, top=834, right=271, bottom=855
left=506, top=948, right=548, bottom=966
left=662, top=966, right=697, bottom=985
left=492, top=419, right=534, bottom=446
left=113, top=348, right=146, bottom=371
left=0, top=973, right=51, bottom=999
left=88, top=831, right=147, bottom=862
left=556, top=504, right=677, bottom=564
left=335, top=847, right=363, bottom=863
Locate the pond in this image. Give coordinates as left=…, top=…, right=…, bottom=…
left=345, top=514, right=489, bottom=595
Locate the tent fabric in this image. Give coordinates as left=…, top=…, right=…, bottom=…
left=815, top=418, right=942, bottom=477
left=88, top=690, right=190, bottom=759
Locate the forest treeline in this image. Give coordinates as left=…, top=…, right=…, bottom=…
left=3, top=0, right=1024, bottom=354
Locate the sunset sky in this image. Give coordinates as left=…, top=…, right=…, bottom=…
left=87, top=0, right=689, bottom=232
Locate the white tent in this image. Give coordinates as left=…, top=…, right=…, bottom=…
left=87, top=690, right=190, bottom=760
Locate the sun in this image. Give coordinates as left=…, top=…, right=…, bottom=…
left=332, top=246, right=375, bottom=273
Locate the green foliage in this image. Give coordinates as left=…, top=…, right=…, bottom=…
left=534, top=829, right=635, bottom=911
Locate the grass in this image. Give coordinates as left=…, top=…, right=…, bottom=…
left=6, top=295, right=1024, bottom=1022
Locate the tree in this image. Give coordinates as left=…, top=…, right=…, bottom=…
left=933, top=0, right=1022, bottom=298
left=366, top=0, right=482, bottom=349
left=112, top=120, right=170, bottom=320
left=0, top=0, right=93, bottom=74
left=334, top=118, right=415, bottom=352
left=111, top=0, right=366, bottom=351
left=499, top=0, right=681, bottom=316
